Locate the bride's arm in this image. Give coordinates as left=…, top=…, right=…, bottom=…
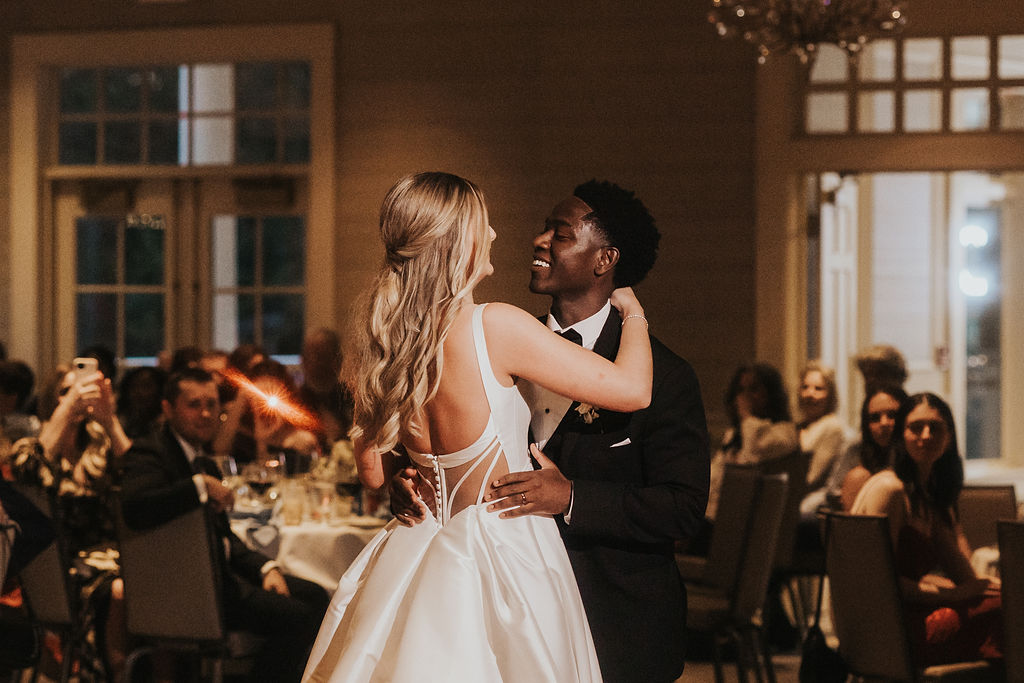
left=486, top=291, right=652, bottom=412
left=355, top=435, right=392, bottom=490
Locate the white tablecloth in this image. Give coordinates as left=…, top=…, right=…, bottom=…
left=230, top=516, right=385, bottom=591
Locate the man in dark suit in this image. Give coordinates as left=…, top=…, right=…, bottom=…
left=121, top=368, right=328, bottom=683
left=486, top=180, right=710, bottom=683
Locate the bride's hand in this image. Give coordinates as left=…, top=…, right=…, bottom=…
left=610, top=287, right=644, bottom=319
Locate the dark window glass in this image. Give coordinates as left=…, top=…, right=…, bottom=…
left=262, top=216, right=304, bottom=286
left=236, top=62, right=277, bottom=111
left=125, top=223, right=165, bottom=285
left=236, top=217, right=257, bottom=287
left=237, top=117, right=277, bottom=164
left=125, top=293, right=165, bottom=358
left=283, top=118, right=310, bottom=163
left=148, top=120, right=179, bottom=164
left=282, top=62, right=311, bottom=109
left=148, top=67, right=180, bottom=113
left=262, top=294, right=304, bottom=355
left=59, top=122, right=98, bottom=165
left=104, top=121, right=142, bottom=164
left=105, top=68, right=143, bottom=113
left=77, top=217, right=119, bottom=285
left=237, top=293, right=256, bottom=345
left=77, top=293, right=118, bottom=352
left=60, top=69, right=97, bottom=113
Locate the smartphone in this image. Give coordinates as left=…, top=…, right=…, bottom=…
left=72, top=357, right=99, bottom=384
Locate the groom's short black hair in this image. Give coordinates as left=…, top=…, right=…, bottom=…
left=573, top=180, right=660, bottom=288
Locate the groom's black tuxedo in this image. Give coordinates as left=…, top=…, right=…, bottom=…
left=539, top=309, right=710, bottom=683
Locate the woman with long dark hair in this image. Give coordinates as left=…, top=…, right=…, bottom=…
left=851, top=392, right=1002, bottom=665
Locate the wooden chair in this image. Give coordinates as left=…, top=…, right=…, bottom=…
left=687, top=472, right=789, bottom=683
left=826, top=512, right=999, bottom=682
left=999, top=519, right=1024, bottom=683
left=959, top=484, right=1017, bottom=551
left=114, top=496, right=255, bottom=682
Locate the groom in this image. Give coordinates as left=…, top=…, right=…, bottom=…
left=485, top=180, right=710, bottom=683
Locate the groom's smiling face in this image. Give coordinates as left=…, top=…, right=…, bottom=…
left=530, top=196, right=608, bottom=299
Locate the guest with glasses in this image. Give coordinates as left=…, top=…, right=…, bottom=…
left=851, top=392, right=1003, bottom=666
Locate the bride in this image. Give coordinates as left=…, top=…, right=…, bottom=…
left=302, top=172, right=652, bottom=682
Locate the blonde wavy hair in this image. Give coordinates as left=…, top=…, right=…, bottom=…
left=348, top=172, right=491, bottom=456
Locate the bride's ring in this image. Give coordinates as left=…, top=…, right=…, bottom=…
left=520, top=492, right=527, bottom=505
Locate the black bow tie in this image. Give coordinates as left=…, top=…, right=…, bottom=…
left=557, top=328, right=583, bottom=346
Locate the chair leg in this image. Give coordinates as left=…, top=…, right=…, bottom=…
left=711, top=633, right=726, bottom=683
left=755, top=626, right=777, bottom=683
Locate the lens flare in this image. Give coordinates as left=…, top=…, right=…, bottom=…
left=221, top=367, right=319, bottom=431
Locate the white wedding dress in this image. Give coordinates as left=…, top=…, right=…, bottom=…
left=302, top=304, right=602, bottom=683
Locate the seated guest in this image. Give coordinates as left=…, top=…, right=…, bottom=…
left=856, top=343, right=908, bottom=394
left=116, top=366, right=167, bottom=440
left=297, top=328, right=354, bottom=450
left=0, top=360, right=40, bottom=450
left=796, top=360, right=848, bottom=517
left=826, top=385, right=908, bottom=511
left=705, top=362, right=798, bottom=521
left=121, top=368, right=328, bottom=683
left=7, top=362, right=131, bottom=677
left=851, top=392, right=1003, bottom=666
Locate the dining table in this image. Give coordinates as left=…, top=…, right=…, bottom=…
left=230, top=507, right=387, bottom=591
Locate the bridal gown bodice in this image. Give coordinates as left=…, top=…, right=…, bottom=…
left=302, top=304, right=602, bottom=683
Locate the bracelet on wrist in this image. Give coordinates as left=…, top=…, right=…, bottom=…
left=621, top=313, right=648, bottom=329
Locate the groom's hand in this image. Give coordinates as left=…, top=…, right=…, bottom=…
left=389, top=467, right=432, bottom=526
left=485, top=444, right=572, bottom=519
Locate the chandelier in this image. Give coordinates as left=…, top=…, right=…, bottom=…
left=708, top=0, right=907, bottom=64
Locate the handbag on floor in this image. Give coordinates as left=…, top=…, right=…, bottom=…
left=798, top=516, right=847, bottom=683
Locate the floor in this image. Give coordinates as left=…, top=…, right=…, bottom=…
left=679, top=651, right=801, bottom=682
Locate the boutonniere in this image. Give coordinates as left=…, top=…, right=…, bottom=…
left=575, top=403, right=600, bottom=424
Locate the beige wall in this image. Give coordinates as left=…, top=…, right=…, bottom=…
left=0, top=2, right=758, bottom=437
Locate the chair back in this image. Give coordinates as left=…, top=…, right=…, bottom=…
left=115, top=497, right=225, bottom=643
left=9, top=482, right=76, bottom=628
left=825, top=512, right=915, bottom=681
left=732, top=473, right=788, bottom=623
left=756, top=449, right=810, bottom=568
left=999, top=520, right=1024, bottom=682
left=960, top=484, right=1017, bottom=551
left=701, top=465, right=761, bottom=590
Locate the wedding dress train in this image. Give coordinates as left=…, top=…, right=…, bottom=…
left=302, top=304, right=602, bottom=683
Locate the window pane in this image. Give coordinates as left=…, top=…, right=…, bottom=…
left=237, top=117, right=277, bottom=164
left=105, top=67, right=143, bottom=112
left=262, top=294, right=304, bottom=355
left=904, top=90, right=942, bottom=132
left=283, top=62, right=311, bottom=109
left=148, top=120, right=179, bottom=165
left=283, top=117, right=310, bottom=163
left=262, top=216, right=304, bottom=286
left=59, top=122, right=98, bottom=164
left=806, top=93, right=848, bottom=133
left=193, top=63, right=234, bottom=113
left=951, top=88, right=990, bottom=131
left=809, top=44, right=848, bottom=83
left=125, top=221, right=165, bottom=285
left=104, top=121, right=142, bottom=164
left=125, top=293, right=164, bottom=358
left=998, top=36, right=1024, bottom=78
left=60, top=68, right=97, bottom=113
left=858, top=40, right=895, bottom=82
left=904, top=38, right=943, bottom=80
left=77, top=293, right=118, bottom=352
left=193, top=116, right=234, bottom=165
left=213, top=215, right=256, bottom=287
left=77, top=217, right=119, bottom=284
left=951, top=37, right=989, bottom=80
left=236, top=62, right=277, bottom=111
left=213, top=293, right=255, bottom=350
left=1000, top=87, right=1024, bottom=129
left=858, top=91, right=895, bottom=132
left=148, top=66, right=181, bottom=113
